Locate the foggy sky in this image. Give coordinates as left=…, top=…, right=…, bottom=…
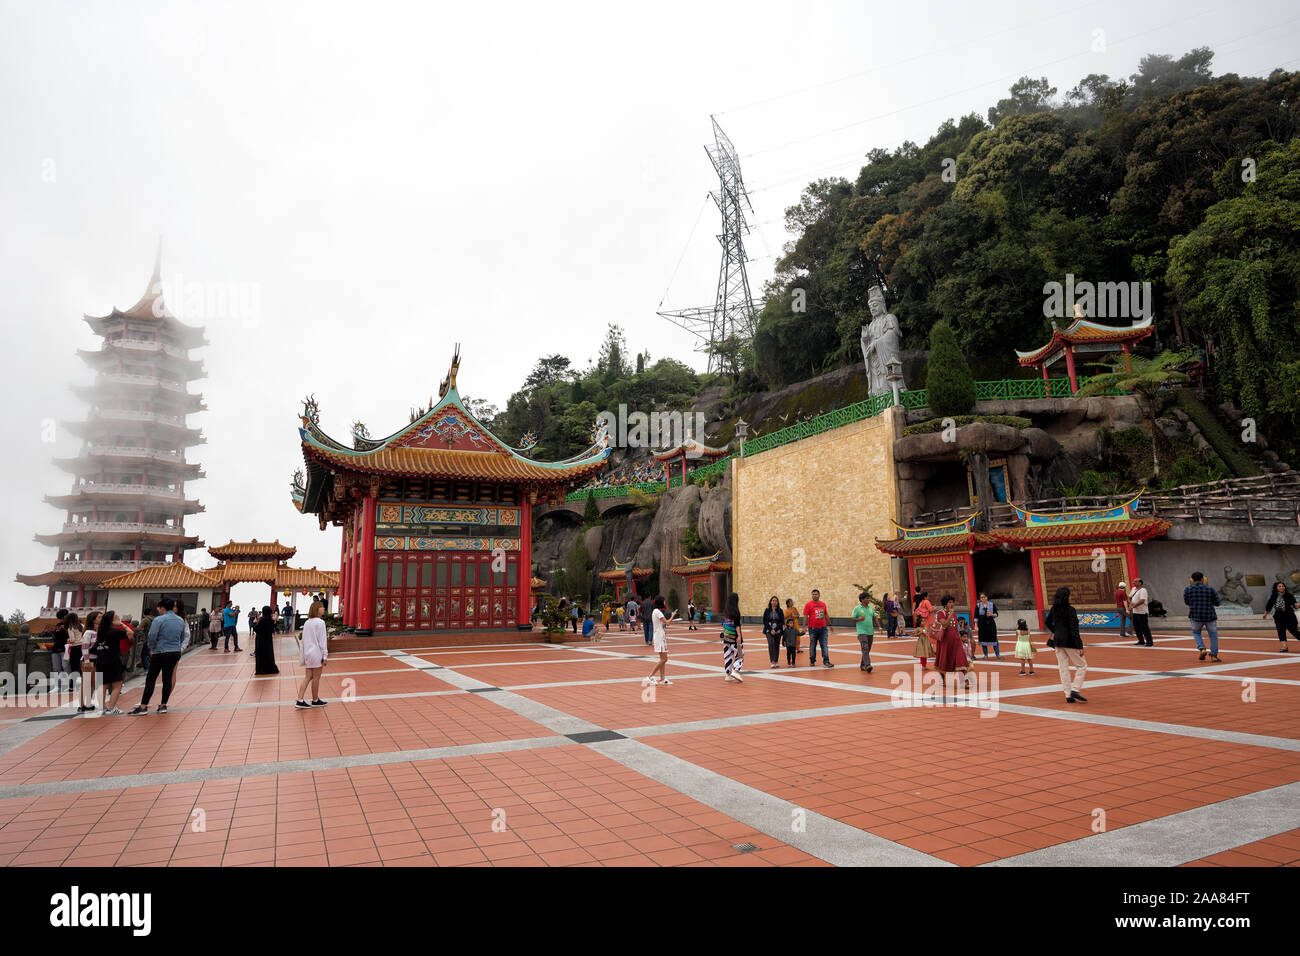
left=2, top=0, right=1297, bottom=616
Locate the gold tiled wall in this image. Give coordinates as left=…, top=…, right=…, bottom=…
left=731, top=407, right=901, bottom=620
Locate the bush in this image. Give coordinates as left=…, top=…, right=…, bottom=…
left=902, top=415, right=1031, bottom=436
left=582, top=491, right=600, bottom=525
left=924, top=321, right=977, bottom=416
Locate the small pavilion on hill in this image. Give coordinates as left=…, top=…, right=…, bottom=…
left=292, top=350, right=610, bottom=634
left=652, top=438, right=730, bottom=486
left=1016, top=307, right=1154, bottom=395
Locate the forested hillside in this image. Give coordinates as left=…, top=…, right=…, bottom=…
left=491, top=49, right=1300, bottom=462
left=752, top=49, right=1300, bottom=455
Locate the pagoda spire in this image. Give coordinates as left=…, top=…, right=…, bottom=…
left=124, top=236, right=170, bottom=319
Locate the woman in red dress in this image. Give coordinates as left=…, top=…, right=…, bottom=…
left=931, top=595, right=971, bottom=691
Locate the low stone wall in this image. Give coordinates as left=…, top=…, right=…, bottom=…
left=1138, top=539, right=1300, bottom=614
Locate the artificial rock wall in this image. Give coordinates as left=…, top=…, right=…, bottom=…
left=731, top=406, right=902, bottom=620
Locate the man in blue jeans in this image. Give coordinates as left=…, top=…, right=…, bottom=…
left=641, top=594, right=655, bottom=646
left=221, top=600, right=241, bottom=652
left=1183, top=570, right=1223, bottom=663
left=803, top=588, right=833, bottom=667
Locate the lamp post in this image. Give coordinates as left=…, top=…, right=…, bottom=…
left=885, top=359, right=904, bottom=407
left=736, top=418, right=749, bottom=457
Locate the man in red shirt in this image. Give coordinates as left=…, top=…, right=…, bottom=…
left=803, top=589, right=833, bottom=667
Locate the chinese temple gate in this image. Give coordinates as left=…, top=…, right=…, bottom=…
left=293, top=352, right=609, bottom=634
left=875, top=498, right=1171, bottom=629
left=667, top=551, right=732, bottom=614
left=874, top=516, right=998, bottom=622
left=204, top=539, right=339, bottom=611
left=988, top=497, right=1169, bottom=629
left=598, top=557, right=653, bottom=603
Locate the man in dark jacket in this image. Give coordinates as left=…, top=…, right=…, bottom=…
left=1183, top=571, right=1222, bottom=662
left=641, top=595, right=655, bottom=646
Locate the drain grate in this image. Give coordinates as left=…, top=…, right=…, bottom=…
left=732, top=843, right=759, bottom=853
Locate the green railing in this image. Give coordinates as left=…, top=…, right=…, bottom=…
left=562, top=376, right=1123, bottom=502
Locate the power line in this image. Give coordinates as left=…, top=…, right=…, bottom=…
left=715, top=0, right=1098, bottom=118
left=747, top=0, right=1297, bottom=195
left=657, top=192, right=712, bottom=310
left=742, top=0, right=1236, bottom=163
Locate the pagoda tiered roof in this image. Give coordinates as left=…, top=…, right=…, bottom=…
left=82, top=249, right=208, bottom=349
left=64, top=413, right=204, bottom=443
left=44, top=486, right=205, bottom=511
left=34, top=527, right=203, bottom=549
left=52, top=451, right=203, bottom=478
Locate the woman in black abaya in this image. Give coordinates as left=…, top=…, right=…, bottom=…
left=253, top=606, right=280, bottom=675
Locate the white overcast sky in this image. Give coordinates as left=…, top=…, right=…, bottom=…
left=2, top=0, right=1297, bottom=615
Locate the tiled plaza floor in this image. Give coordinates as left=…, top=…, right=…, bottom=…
left=1, top=622, right=1297, bottom=867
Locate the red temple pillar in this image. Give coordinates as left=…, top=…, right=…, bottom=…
left=964, top=554, right=978, bottom=623
left=76, top=585, right=85, bottom=607
left=347, top=517, right=360, bottom=628
left=1028, top=548, right=1046, bottom=631
left=517, top=493, right=532, bottom=628
left=1040, top=362, right=1050, bottom=397
left=338, top=529, right=348, bottom=624
left=356, top=496, right=377, bottom=634
left=1063, top=346, right=1079, bottom=395
left=46, top=587, right=54, bottom=609
left=680, top=455, right=687, bottom=486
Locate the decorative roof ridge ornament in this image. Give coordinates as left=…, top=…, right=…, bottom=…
left=438, top=343, right=461, bottom=400
left=301, top=394, right=320, bottom=426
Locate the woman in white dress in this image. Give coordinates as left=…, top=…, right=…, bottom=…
left=643, top=595, right=677, bottom=687
left=295, top=602, right=329, bottom=708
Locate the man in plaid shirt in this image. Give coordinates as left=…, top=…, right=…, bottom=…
left=1183, top=571, right=1222, bottom=663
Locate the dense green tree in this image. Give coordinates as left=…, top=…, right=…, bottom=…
left=565, top=534, right=592, bottom=606
left=988, top=76, right=1058, bottom=125
left=523, top=354, right=572, bottom=390
left=1167, top=138, right=1300, bottom=458
left=924, top=322, right=976, bottom=416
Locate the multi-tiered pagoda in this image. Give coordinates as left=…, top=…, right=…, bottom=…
left=16, top=254, right=207, bottom=617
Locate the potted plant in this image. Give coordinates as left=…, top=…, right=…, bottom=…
left=538, top=595, right=567, bottom=644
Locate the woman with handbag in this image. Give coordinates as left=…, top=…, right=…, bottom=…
left=1045, top=586, right=1087, bottom=703
left=762, top=596, right=785, bottom=668
left=77, top=611, right=99, bottom=713
left=721, top=592, right=744, bottom=683
left=974, top=593, right=1000, bottom=658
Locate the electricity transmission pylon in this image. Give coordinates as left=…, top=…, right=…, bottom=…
left=659, top=116, right=762, bottom=375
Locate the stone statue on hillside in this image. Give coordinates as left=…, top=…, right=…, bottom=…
left=861, top=283, right=905, bottom=400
